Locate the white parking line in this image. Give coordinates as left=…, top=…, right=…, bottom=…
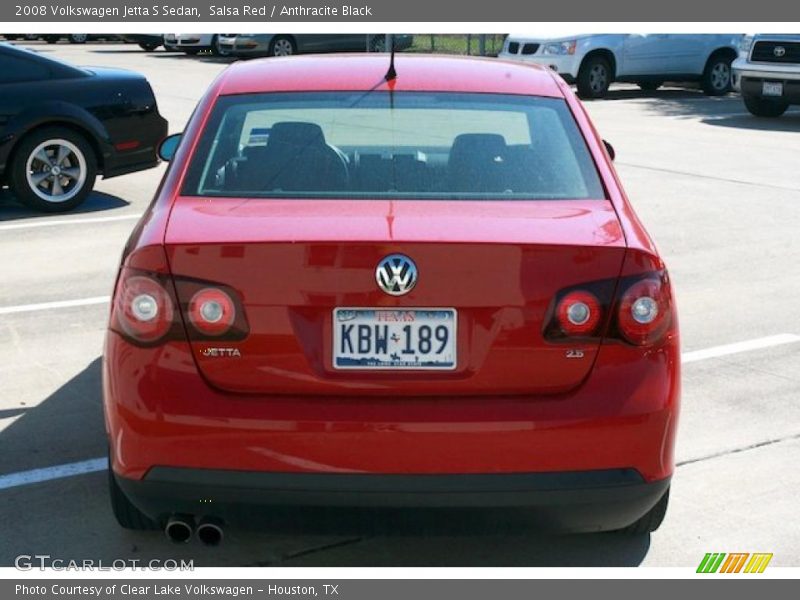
left=681, top=334, right=800, bottom=364
left=0, top=296, right=110, bottom=315
left=0, top=214, right=140, bottom=232
left=0, top=458, right=106, bottom=491
left=0, top=333, right=799, bottom=491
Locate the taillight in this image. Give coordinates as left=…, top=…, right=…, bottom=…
left=111, top=247, right=249, bottom=346
left=114, top=273, right=175, bottom=344
left=556, top=290, right=601, bottom=336
left=545, top=270, right=673, bottom=346
left=188, top=288, right=236, bottom=336
left=617, top=276, right=671, bottom=346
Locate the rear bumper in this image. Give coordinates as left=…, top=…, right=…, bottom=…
left=116, top=467, right=670, bottom=532
left=103, top=330, right=680, bottom=483
left=102, top=113, right=168, bottom=178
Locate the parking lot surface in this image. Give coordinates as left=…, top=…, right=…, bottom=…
left=1, top=42, right=799, bottom=567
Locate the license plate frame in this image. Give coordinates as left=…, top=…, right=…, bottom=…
left=332, top=307, right=457, bottom=371
left=762, top=81, right=784, bottom=97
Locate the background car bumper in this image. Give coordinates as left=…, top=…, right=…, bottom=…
left=736, top=75, right=800, bottom=104
left=102, top=113, right=168, bottom=178
left=115, top=467, right=670, bottom=532
left=225, top=44, right=268, bottom=56
left=499, top=52, right=579, bottom=79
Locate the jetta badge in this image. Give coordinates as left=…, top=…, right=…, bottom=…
left=774, top=46, right=787, bottom=58
left=376, top=254, right=418, bottom=296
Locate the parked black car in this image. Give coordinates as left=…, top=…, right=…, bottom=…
left=120, top=34, right=164, bottom=52
left=0, top=43, right=167, bottom=212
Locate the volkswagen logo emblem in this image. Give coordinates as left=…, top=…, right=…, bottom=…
left=376, top=254, right=418, bottom=296
left=774, top=46, right=787, bottom=58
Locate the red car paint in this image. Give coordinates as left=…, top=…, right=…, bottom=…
left=104, top=55, right=679, bottom=525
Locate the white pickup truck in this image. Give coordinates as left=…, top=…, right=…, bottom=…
left=499, top=34, right=741, bottom=99
left=733, top=34, right=800, bottom=117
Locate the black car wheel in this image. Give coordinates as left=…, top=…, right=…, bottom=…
left=139, top=41, right=160, bottom=52
left=268, top=35, right=296, bottom=57
left=10, top=127, right=97, bottom=213
left=637, top=80, right=663, bottom=92
left=43, top=35, right=60, bottom=44
left=68, top=34, right=88, bottom=44
left=743, top=94, right=789, bottom=118
left=577, top=55, right=612, bottom=99
left=702, top=53, right=733, bottom=96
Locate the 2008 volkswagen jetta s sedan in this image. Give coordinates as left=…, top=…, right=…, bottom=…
left=103, top=54, right=679, bottom=543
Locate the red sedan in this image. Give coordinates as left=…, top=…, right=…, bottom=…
left=103, top=54, right=679, bottom=544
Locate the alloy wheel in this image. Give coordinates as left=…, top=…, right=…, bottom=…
left=25, top=139, right=87, bottom=204
left=710, top=61, right=731, bottom=91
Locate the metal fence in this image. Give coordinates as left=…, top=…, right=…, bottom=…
left=411, top=34, right=508, bottom=56
left=368, top=34, right=508, bottom=57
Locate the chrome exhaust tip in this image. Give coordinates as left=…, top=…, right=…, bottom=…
left=196, top=517, right=224, bottom=547
left=164, top=515, right=194, bottom=544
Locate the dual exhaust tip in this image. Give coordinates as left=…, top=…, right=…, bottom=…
left=165, top=515, right=223, bottom=546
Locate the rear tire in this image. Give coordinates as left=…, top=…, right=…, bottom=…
left=743, top=94, right=789, bottom=118
left=577, top=55, right=612, bottom=99
left=9, top=126, right=97, bottom=213
left=68, top=34, right=88, bottom=44
left=43, top=35, right=60, bottom=44
left=139, top=42, right=160, bottom=52
left=620, top=487, right=669, bottom=534
left=702, top=53, right=733, bottom=95
left=108, top=459, right=160, bottom=531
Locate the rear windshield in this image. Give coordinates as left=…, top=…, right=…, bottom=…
left=182, top=92, right=605, bottom=200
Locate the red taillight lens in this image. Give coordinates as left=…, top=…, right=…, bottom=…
left=617, top=277, right=671, bottom=345
left=545, top=269, right=673, bottom=346
left=556, top=290, right=602, bottom=336
left=188, top=288, right=236, bottom=336
left=116, top=275, right=174, bottom=343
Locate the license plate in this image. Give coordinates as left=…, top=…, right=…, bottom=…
left=333, top=308, right=457, bottom=370
left=763, top=81, right=784, bottom=96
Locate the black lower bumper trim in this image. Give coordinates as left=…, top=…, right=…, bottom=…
left=116, top=467, right=670, bottom=533
left=742, top=76, right=800, bottom=104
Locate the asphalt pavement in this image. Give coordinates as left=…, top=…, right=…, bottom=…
left=1, top=41, right=799, bottom=568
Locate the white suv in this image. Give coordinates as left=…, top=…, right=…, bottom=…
left=733, top=34, right=800, bottom=118
left=499, top=34, right=741, bottom=99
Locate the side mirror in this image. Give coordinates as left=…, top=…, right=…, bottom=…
left=158, top=133, right=182, bottom=162
left=603, top=139, right=615, bottom=161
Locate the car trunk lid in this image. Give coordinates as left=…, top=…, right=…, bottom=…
left=165, top=197, right=626, bottom=396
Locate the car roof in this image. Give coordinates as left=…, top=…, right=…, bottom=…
left=216, top=54, right=565, bottom=98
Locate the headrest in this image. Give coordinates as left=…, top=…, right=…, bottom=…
left=268, top=121, right=326, bottom=147
left=449, top=133, right=507, bottom=163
